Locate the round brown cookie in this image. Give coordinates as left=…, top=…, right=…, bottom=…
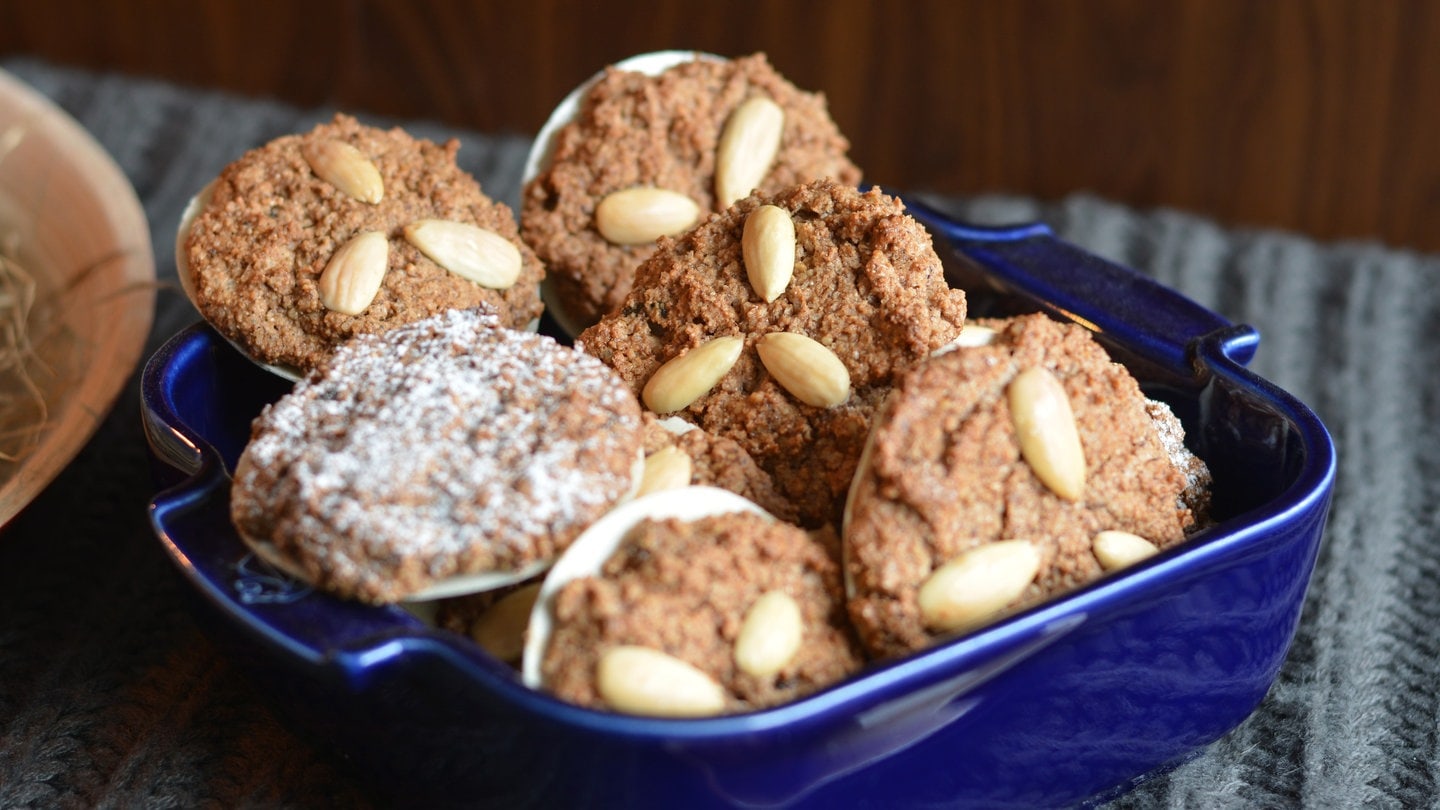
left=184, top=113, right=544, bottom=373
left=639, top=413, right=801, bottom=524
left=541, top=511, right=864, bottom=715
left=844, top=313, right=1206, bottom=659
left=230, top=307, right=642, bottom=605
left=522, top=52, right=861, bottom=334
left=578, top=178, right=967, bottom=528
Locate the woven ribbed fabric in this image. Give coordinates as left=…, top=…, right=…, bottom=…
left=0, top=56, right=1427, bottom=808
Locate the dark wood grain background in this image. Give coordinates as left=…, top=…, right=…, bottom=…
left=3, top=0, right=1437, bottom=251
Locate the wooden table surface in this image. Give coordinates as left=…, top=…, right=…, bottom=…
left=2, top=0, right=1435, bottom=253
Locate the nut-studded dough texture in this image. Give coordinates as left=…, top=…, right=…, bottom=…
left=844, top=314, right=1208, bottom=659
left=541, top=512, right=864, bottom=713
left=639, top=414, right=801, bottom=524
left=186, top=114, right=544, bottom=372
left=230, top=308, right=642, bottom=604
left=578, top=179, right=967, bottom=528
left=523, top=52, right=862, bottom=332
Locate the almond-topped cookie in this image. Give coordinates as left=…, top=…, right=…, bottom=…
left=183, top=114, right=544, bottom=373
left=636, top=413, right=801, bottom=523
left=577, top=178, right=967, bottom=528
left=229, top=307, right=643, bottom=605
left=522, top=52, right=861, bottom=335
left=843, top=314, right=1211, bottom=659
left=537, top=506, right=864, bottom=716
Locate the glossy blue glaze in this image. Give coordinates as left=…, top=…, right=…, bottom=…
left=144, top=202, right=1335, bottom=808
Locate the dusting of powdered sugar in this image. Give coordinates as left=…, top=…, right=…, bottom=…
left=230, top=307, right=644, bottom=603
left=1145, top=398, right=1214, bottom=524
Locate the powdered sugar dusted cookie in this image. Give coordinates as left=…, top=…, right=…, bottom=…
left=843, top=314, right=1210, bottom=659
left=230, top=307, right=643, bottom=604
left=578, top=178, right=966, bottom=528
left=182, top=114, right=544, bottom=375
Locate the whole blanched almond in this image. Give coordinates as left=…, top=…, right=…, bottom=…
left=1092, top=530, right=1159, bottom=571
left=403, top=219, right=522, bottom=289
left=918, top=540, right=1041, bottom=633
left=597, top=645, right=727, bottom=717
left=636, top=446, right=693, bottom=496
left=302, top=139, right=384, bottom=204
left=742, top=204, right=795, bottom=302
left=733, top=590, right=803, bottom=678
left=468, top=582, right=541, bottom=663
left=318, top=230, right=389, bottom=315
left=931, top=325, right=999, bottom=358
left=1007, top=366, right=1086, bottom=501
left=595, top=187, right=701, bottom=246
left=953, top=324, right=999, bottom=348
left=715, top=96, right=784, bottom=208
left=755, top=331, right=850, bottom=408
left=641, top=335, right=744, bottom=414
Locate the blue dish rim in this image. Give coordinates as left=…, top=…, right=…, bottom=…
left=143, top=197, right=1337, bottom=801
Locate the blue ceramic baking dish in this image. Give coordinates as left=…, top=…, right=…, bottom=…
left=144, top=197, right=1335, bottom=808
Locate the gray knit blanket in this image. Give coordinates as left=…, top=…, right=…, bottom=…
left=0, top=56, right=1425, bottom=808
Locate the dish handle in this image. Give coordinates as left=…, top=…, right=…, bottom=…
left=144, top=325, right=432, bottom=667
left=902, top=195, right=1259, bottom=370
